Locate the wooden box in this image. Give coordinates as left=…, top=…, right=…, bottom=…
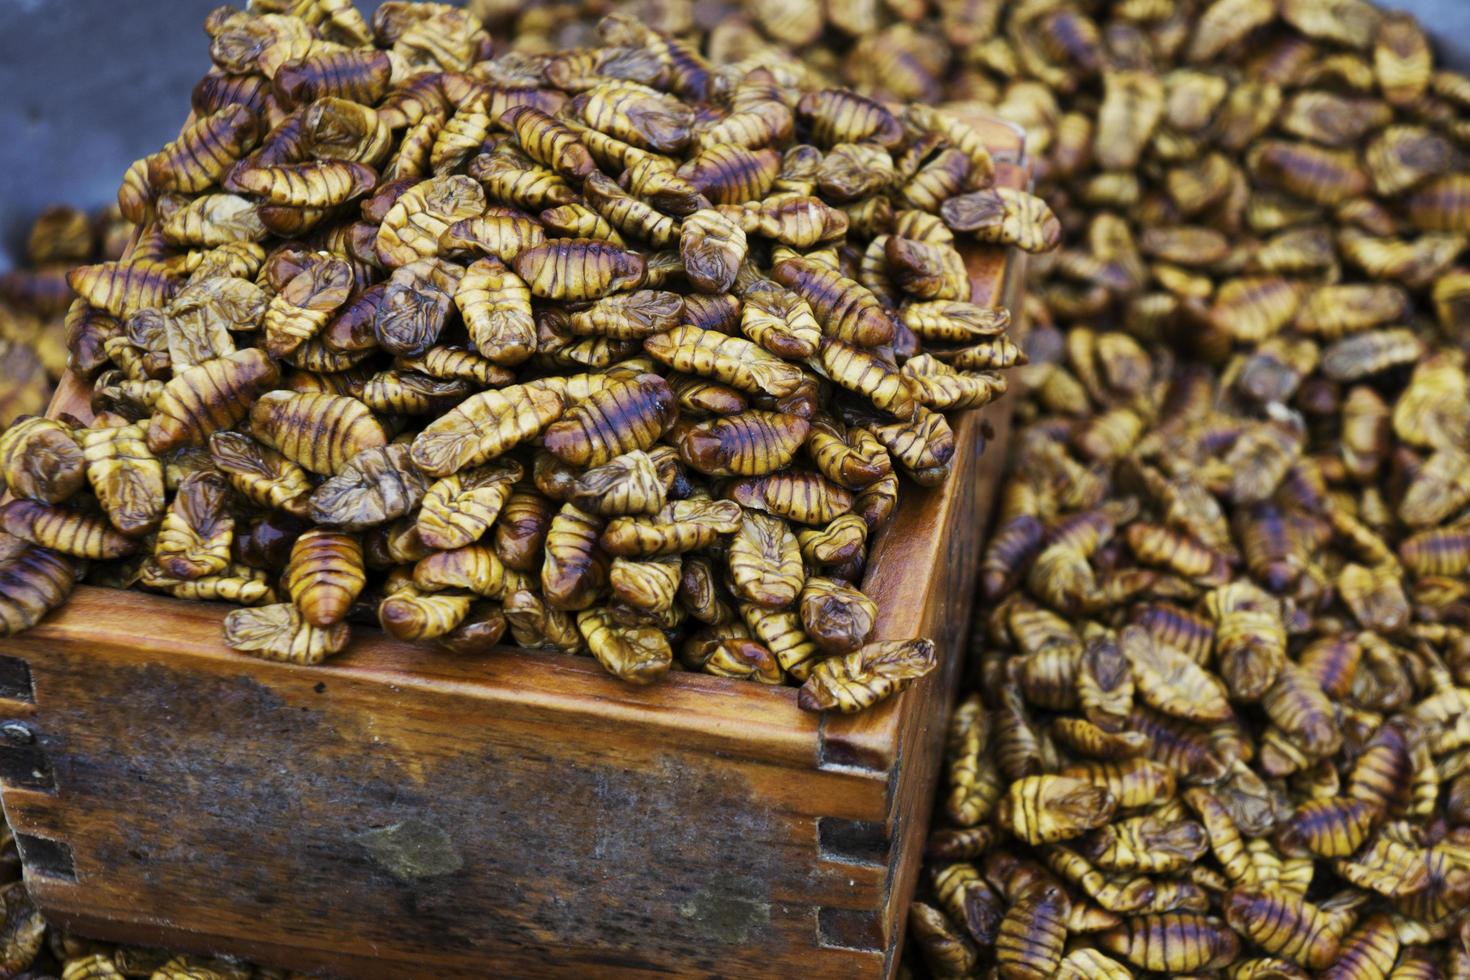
left=0, top=121, right=1028, bottom=978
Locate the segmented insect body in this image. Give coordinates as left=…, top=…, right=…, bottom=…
left=223, top=603, right=349, bottom=665
left=373, top=258, right=463, bottom=357
left=1100, top=913, right=1241, bottom=972
left=679, top=209, right=747, bottom=293
left=727, top=196, right=847, bottom=249
left=796, top=639, right=936, bottom=712
left=601, top=499, right=742, bottom=558
left=1323, top=329, right=1427, bottom=382
left=449, top=257, right=534, bottom=366
left=1075, top=633, right=1134, bottom=734
left=1262, top=662, right=1342, bottom=764
left=503, top=105, right=597, bottom=179
left=1082, top=812, right=1208, bottom=874
left=1223, top=889, right=1346, bottom=969
left=379, top=579, right=474, bottom=641
left=996, top=774, right=1117, bottom=845
left=416, top=460, right=522, bottom=551
left=994, top=883, right=1070, bottom=980
left=437, top=602, right=508, bottom=655
left=81, top=421, right=166, bottom=537
left=1205, top=581, right=1287, bottom=702
left=819, top=339, right=917, bottom=419
left=677, top=411, right=810, bottom=477
left=1249, top=140, right=1370, bottom=206
left=538, top=203, right=625, bottom=246
left=727, top=510, right=804, bottom=608
left=726, top=472, right=853, bottom=526
left=375, top=174, right=486, bottom=267
left=249, top=391, right=386, bottom=476
left=0, top=416, right=86, bottom=504
left=307, top=443, right=431, bottom=531
left=576, top=80, right=693, bottom=152
left=577, top=607, right=672, bottom=684
left=0, top=542, right=76, bottom=637
left=154, top=470, right=234, bottom=580
left=284, top=529, right=365, bottom=627
left=1377, top=12, right=1433, bottom=106
left=67, top=261, right=180, bottom=319
left=929, top=336, right=1027, bottom=371
left=0, top=499, right=137, bottom=560
left=903, top=357, right=1008, bottom=412
left=502, top=588, right=582, bottom=654
left=442, top=210, right=547, bottom=264
left=1060, top=757, right=1175, bottom=810
left=908, top=901, right=977, bottom=977
left=542, top=504, right=609, bottom=611
left=945, top=693, right=998, bottom=826
left=563, top=451, right=663, bottom=518
left=678, top=144, right=781, bottom=206
left=888, top=228, right=968, bottom=293
left=799, top=577, right=877, bottom=653
left=148, top=103, right=260, bottom=193
left=798, top=89, right=903, bottom=148
left=6, top=18, right=1062, bottom=727
left=771, top=256, right=894, bottom=347
left=206, top=430, right=308, bottom=518
left=1275, top=795, right=1378, bottom=858
left=569, top=292, right=683, bottom=342
left=870, top=406, right=956, bottom=484
left=818, top=143, right=898, bottom=204
left=543, top=374, right=677, bottom=468
left=805, top=417, right=892, bottom=490
left=798, top=513, right=870, bottom=566
left=147, top=348, right=279, bottom=456
left=513, top=238, right=645, bottom=300
left=411, top=384, right=565, bottom=477
left=161, top=193, right=266, bottom=248
left=608, top=554, right=681, bottom=617
left=645, top=326, right=804, bottom=397
left=273, top=48, right=392, bottom=107
left=414, top=544, right=512, bottom=598
left=1320, top=914, right=1399, bottom=980
left=738, top=280, right=823, bottom=359
left=1400, top=447, right=1470, bottom=527
left=260, top=249, right=351, bottom=352
left=228, top=159, right=377, bottom=210
left=1121, top=625, right=1232, bottom=722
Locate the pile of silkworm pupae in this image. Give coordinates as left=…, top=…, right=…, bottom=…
left=0, top=0, right=1058, bottom=718
left=880, top=0, right=1470, bottom=976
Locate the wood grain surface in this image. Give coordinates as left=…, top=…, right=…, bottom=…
left=0, top=116, right=1029, bottom=979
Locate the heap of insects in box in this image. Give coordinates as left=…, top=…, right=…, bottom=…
left=0, top=1, right=1058, bottom=713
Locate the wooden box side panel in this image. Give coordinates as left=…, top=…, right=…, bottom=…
left=1, top=623, right=886, bottom=979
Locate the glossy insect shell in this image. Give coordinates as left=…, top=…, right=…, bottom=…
left=249, top=391, right=387, bottom=476
left=285, top=529, right=366, bottom=627
left=147, top=348, right=279, bottom=454
left=542, top=373, right=677, bottom=468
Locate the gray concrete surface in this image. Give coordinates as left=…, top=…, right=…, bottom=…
left=0, top=0, right=222, bottom=267
left=1383, top=0, right=1470, bottom=70
left=1, top=0, right=1468, bottom=269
